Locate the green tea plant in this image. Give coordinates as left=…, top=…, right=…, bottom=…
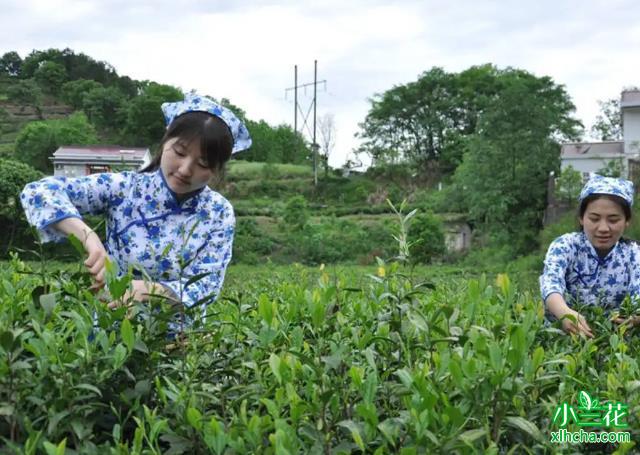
left=1, top=208, right=639, bottom=453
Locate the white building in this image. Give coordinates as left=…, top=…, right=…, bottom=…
left=51, top=146, right=151, bottom=177
left=561, top=89, right=640, bottom=180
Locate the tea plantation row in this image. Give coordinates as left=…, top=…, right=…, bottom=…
left=0, top=257, right=638, bottom=453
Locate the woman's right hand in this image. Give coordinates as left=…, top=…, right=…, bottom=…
left=545, top=293, right=594, bottom=338
left=559, top=308, right=594, bottom=338
left=83, top=231, right=108, bottom=288
left=53, top=217, right=108, bottom=289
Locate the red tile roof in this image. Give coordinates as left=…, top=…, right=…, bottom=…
left=53, top=145, right=149, bottom=159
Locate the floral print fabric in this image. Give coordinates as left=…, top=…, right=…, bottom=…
left=579, top=174, right=634, bottom=206
left=540, top=231, right=640, bottom=308
left=20, top=169, right=235, bottom=309
left=161, top=93, right=252, bottom=154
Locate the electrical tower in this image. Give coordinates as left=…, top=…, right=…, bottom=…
left=285, top=60, right=326, bottom=186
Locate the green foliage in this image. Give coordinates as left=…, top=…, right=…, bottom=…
left=358, top=64, right=582, bottom=192
left=408, top=212, right=446, bottom=263
left=60, top=79, right=104, bottom=109
left=5, top=79, right=43, bottom=105
left=0, top=51, right=22, bottom=77
left=0, top=159, right=43, bottom=254
left=14, top=112, right=98, bottom=173
left=123, top=84, right=183, bottom=147
left=21, top=48, right=119, bottom=86
left=0, top=107, right=10, bottom=135
left=260, top=161, right=281, bottom=180
left=555, top=166, right=583, bottom=204
left=232, top=218, right=276, bottom=264
left=357, top=65, right=501, bottom=178
left=226, top=160, right=313, bottom=181
left=81, top=86, right=127, bottom=131
left=282, top=195, right=309, bottom=230
left=590, top=97, right=622, bottom=141
left=453, top=69, right=582, bottom=254
left=597, top=159, right=625, bottom=178
left=539, top=212, right=578, bottom=251
left=241, top=120, right=309, bottom=164
left=33, top=61, right=68, bottom=95
left=283, top=217, right=393, bottom=264
left=2, top=253, right=639, bottom=452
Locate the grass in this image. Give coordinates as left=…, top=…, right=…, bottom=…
left=226, top=160, right=313, bottom=181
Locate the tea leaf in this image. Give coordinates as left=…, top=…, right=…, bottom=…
left=504, top=416, right=543, bottom=442
left=458, top=428, right=486, bottom=445
left=185, top=271, right=212, bottom=288
left=0, top=331, right=13, bottom=352
left=269, top=353, right=283, bottom=384
left=40, top=292, right=57, bottom=316
left=67, top=233, right=86, bottom=257
left=120, top=318, right=134, bottom=351
left=187, top=407, right=203, bottom=431
left=338, top=420, right=365, bottom=451
left=74, top=383, right=102, bottom=397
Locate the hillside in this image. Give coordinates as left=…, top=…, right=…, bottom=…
left=219, top=160, right=469, bottom=265
left=0, top=49, right=469, bottom=266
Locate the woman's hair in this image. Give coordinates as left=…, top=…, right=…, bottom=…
left=140, top=111, right=234, bottom=173
left=578, top=193, right=632, bottom=220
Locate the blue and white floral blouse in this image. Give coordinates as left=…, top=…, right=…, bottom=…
left=540, top=231, right=640, bottom=309
left=20, top=169, right=235, bottom=309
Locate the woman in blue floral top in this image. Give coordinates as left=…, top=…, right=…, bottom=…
left=20, top=94, right=251, bottom=312
left=540, top=174, right=640, bottom=338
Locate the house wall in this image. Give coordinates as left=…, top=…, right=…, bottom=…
left=623, top=107, right=640, bottom=156
left=54, top=164, right=86, bottom=178
left=444, top=222, right=472, bottom=253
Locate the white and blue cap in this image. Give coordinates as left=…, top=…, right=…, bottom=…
left=579, top=173, right=635, bottom=206
left=161, top=93, right=252, bottom=154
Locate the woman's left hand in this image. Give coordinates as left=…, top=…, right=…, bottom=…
left=107, top=280, right=152, bottom=310
left=612, top=315, right=640, bottom=327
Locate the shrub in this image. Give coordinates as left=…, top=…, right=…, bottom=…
left=232, top=218, right=276, bottom=264
left=282, top=195, right=309, bottom=230
left=408, top=212, right=446, bottom=263
left=0, top=158, right=43, bottom=255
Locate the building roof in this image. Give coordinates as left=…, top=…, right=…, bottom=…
left=52, top=145, right=149, bottom=163
left=561, top=141, right=624, bottom=159
left=621, top=90, right=640, bottom=109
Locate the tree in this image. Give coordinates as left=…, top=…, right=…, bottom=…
left=122, top=86, right=182, bottom=147
left=5, top=79, right=43, bottom=106
left=14, top=112, right=97, bottom=173
left=408, top=212, right=446, bottom=263
left=0, top=51, right=22, bottom=77
left=356, top=65, right=504, bottom=182
left=239, top=120, right=308, bottom=164
left=453, top=69, right=582, bottom=253
left=82, top=86, right=127, bottom=131
left=597, top=158, right=624, bottom=178
left=555, top=166, right=583, bottom=204
left=0, top=159, right=43, bottom=254
left=21, top=48, right=121, bottom=86
left=318, top=113, right=336, bottom=177
left=590, top=98, right=622, bottom=141
left=60, top=79, right=104, bottom=109
left=34, top=61, right=68, bottom=94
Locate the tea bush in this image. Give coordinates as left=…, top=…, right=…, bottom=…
left=1, top=256, right=639, bottom=453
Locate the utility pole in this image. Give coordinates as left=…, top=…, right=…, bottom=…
left=285, top=61, right=326, bottom=186
left=313, top=60, right=318, bottom=186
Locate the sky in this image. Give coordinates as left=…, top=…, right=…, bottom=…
left=2, top=0, right=639, bottom=168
